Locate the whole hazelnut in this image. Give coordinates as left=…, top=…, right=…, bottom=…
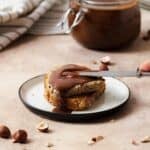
left=12, top=130, right=28, bottom=143
left=99, top=63, right=109, bottom=71
left=139, top=60, right=150, bottom=72
left=0, top=125, right=11, bottom=138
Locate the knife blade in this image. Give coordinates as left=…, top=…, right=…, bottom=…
left=77, top=70, right=150, bottom=78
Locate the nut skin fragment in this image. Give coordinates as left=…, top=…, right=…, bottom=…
left=12, top=130, right=28, bottom=143
left=36, top=121, right=49, bottom=133
left=141, top=136, right=150, bottom=143
left=0, top=125, right=11, bottom=139
left=46, top=142, right=54, bottom=147
left=88, top=136, right=104, bottom=145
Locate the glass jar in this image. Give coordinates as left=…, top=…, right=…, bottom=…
left=67, top=0, right=141, bottom=50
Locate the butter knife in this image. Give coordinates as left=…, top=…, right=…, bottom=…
left=77, top=70, right=150, bottom=78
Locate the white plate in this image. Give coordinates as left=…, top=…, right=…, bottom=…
left=19, top=75, right=130, bottom=121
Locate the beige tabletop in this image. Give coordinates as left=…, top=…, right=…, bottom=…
left=0, top=9, right=150, bottom=150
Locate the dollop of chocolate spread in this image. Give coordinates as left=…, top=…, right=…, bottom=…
left=49, top=64, right=94, bottom=91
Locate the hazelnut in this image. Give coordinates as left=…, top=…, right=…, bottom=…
left=100, top=56, right=111, bottom=65
left=99, top=63, right=109, bottom=71
left=0, top=125, right=11, bottom=138
left=36, top=121, right=49, bottom=132
left=141, top=136, right=150, bottom=143
left=139, top=60, right=150, bottom=72
left=88, top=136, right=104, bottom=145
left=12, top=130, right=28, bottom=143
left=46, top=142, right=54, bottom=147
left=88, top=139, right=95, bottom=145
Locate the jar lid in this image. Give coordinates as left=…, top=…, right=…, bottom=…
left=78, top=0, right=138, bottom=10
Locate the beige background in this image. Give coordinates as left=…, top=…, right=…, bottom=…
left=0, top=9, right=150, bottom=150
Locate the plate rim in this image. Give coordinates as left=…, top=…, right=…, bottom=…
left=18, top=74, right=130, bottom=121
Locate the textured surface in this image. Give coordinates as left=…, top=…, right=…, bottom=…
left=0, top=9, right=149, bottom=150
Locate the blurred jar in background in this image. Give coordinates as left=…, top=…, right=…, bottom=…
left=68, top=0, right=141, bottom=50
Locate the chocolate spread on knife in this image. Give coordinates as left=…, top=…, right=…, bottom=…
left=49, top=64, right=95, bottom=91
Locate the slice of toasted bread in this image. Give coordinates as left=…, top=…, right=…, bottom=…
left=44, top=72, right=105, bottom=111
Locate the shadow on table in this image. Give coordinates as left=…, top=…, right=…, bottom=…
left=0, top=32, right=150, bottom=54
left=85, top=36, right=150, bottom=54
left=0, top=35, right=39, bottom=53
left=84, top=97, right=137, bottom=124
left=67, top=97, right=138, bottom=124
left=33, top=93, right=139, bottom=124
left=76, top=93, right=141, bottom=124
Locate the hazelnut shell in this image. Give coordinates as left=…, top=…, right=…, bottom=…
left=36, top=121, right=49, bottom=132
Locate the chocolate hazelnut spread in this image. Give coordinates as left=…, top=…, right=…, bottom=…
left=68, top=0, right=141, bottom=50
left=46, top=64, right=106, bottom=112
left=49, top=64, right=100, bottom=111
left=49, top=64, right=94, bottom=91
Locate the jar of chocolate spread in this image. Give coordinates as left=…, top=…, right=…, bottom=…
left=63, top=0, right=141, bottom=50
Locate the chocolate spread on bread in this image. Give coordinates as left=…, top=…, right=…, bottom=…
left=49, top=64, right=95, bottom=91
